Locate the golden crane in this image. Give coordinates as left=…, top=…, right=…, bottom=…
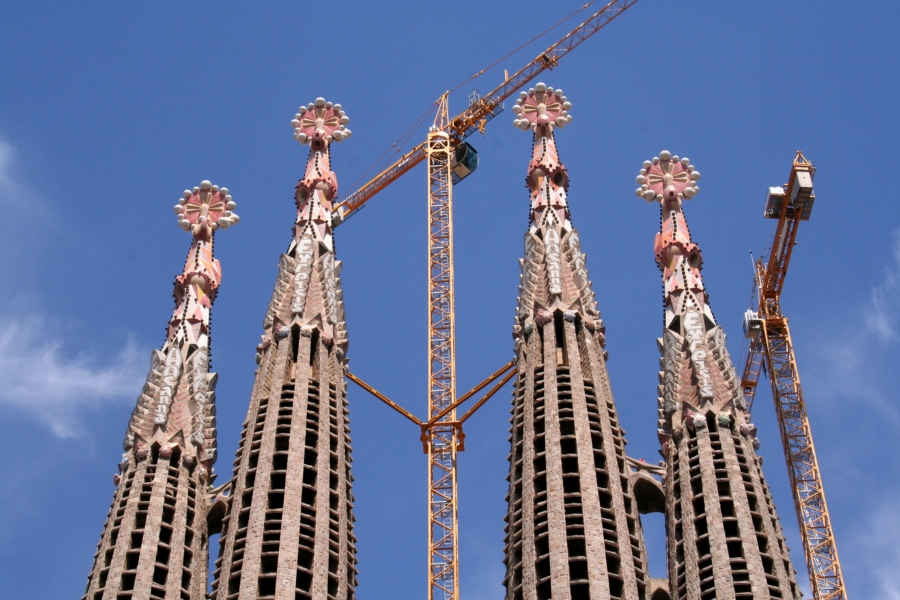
left=338, top=2, right=639, bottom=599
left=740, top=152, right=847, bottom=600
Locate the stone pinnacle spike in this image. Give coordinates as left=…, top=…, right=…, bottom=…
left=82, top=182, right=235, bottom=600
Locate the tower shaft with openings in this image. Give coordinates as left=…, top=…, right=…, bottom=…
left=637, top=151, right=801, bottom=599
left=83, top=181, right=239, bottom=600
left=505, top=84, right=650, bottom=600
left=210, top=99, right=356, bottom=600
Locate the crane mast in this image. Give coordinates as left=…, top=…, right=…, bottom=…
left=425, top=96, right=460, bottom=600
left=740, top=152, right=847, bottom=600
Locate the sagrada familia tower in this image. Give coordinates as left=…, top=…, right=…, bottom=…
left=209, top=98, right=357, bottom=600
left=82, top=181, right=238, bottom=599
left=81, top=88, right=803, bottom=600
left=639, top=152, right=801, bottom=599
left=503, top=85, right=650, bottom=600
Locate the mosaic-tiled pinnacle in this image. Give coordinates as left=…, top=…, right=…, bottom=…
left=210, top=98, right=357, bottom=600
left=83, top=182, right=238, bottom=600
left=639, top=151, right=801, bottom=599
left=504, top=83, right=650, bottom=600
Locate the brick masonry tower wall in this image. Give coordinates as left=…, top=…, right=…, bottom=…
left=504, top=84, right=650, bottom=600
left=209, top=326, right=355, bottom=600
left=83, top=445, right=212, bottom=600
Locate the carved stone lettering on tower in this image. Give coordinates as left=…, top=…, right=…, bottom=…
left=504, top=83, right=649, bottom=600
left=209, top=97, right=357, bottom=600
left=82, top=180, right=238, bottom=600
left=638, top=151, right=801, bottom=599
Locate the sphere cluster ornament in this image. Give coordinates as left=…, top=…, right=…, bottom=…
left=291, top=97, right=351, bottom=147
left=174, top=180, right=239, bottom=237
left=635, top=150, right=700, bottom=205
left=511, top=82, right=572, bottom=133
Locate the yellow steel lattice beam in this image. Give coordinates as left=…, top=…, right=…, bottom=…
left=741, top=153, right=847, bottom=600
left=426, top=94, right=459, bottom=600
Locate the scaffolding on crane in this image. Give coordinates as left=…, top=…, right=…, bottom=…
left=740, top=152, right=847, bottom=600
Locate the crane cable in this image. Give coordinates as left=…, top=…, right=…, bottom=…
left=347, top=1, right=600, bottom=195
left=447, top=0, right=599, bottom=95
left=346, top=100, right=438, bottom=196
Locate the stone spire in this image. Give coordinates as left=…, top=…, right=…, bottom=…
left=210, top=98, right=356, bottom=600
left=82, top=182, right=239, bottom=600
left=504, top=83, right=650, bottom=600
left=638, top=151, right=801, bottom=599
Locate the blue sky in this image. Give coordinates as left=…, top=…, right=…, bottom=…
left=0, top=2, right=897, bottom=598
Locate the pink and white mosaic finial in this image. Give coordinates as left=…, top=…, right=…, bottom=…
left=174, top=180, right=239, bottom=240
left=635, top=150, right=700, bottom=210
left=511, top=82, right=572, bottom=136
left=291, top=97, right=351, bottom=151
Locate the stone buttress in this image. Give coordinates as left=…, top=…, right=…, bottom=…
left=210, top=98, right=356, bottom=600
left=82, top=182, right=240, bottom=600
left=504, top=83, right=650, bottom=600
left=636, top=151, right=801, bottom=600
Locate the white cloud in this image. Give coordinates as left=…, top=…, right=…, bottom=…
left=864, top=228, right=900, bottom=342
left=0, top=310, right=146, bottom=438
left=800, top=228, right=900, bottom=597
left=0, top=138, right=12, bottom=190
left=847, top=501, right=900, bottom=599
left=0, top=136, right=146, bottom=437
left=806, top=228, right=900, bottom=423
